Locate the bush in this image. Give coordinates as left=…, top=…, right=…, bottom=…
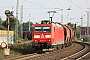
left=83, top=36, right=90, bottom=42
left=9, top=43, right=34, bottom=55
left=14, top=32, right=21, bottom=42
left=24, top=35, right=28, bottom=41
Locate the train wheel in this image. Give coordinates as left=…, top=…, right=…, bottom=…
left=57, top=45, right=61, bottom=50
left=65, top=44, right=67, bottom=47
left=53, top=46, right=57, bottom=51
left=48, top=46, right=54, bottom=52
left=37, top=48, right=43, bottom=54
left=67, top=37, right=70, bottom=47
left=56, top=45, right=59, bottom=50
left=51, top=47, right=54, bottom=52
left=61, top=44, right=64, bottom=49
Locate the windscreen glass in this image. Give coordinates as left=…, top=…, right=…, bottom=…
left=35, top=26, right=51, bottom=32
left=35, top=27, right=42, bottom=32
left=43, top=26, right=51, bottom=32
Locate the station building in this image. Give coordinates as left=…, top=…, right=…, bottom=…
left=80, top=27, right=90, bottom=38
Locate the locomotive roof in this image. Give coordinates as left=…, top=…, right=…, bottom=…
left=53, top=23, right=62, bottom=28
left=41, top=20, right=50, bottom=22
left=41, top=20, right=51, bottom=24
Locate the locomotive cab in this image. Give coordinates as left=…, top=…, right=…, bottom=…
left=32, top=20, right=52, bottom=49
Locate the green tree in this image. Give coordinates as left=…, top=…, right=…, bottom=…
left=0, top=25, right=6, bottom=30
left=18, top=21, right=33, bottom=31
left=67, top=22, right=80, bottom=38
left=10, top=17, right=19, bottom=30
left=2, top=16, right=20, bottom=31
left=67, top=22, right=74, bottom=29
left=2, top=20, right=7, bottom=29
left=0, top=18, right=6, bottom=30
left=76, top=26, right=80, bottom=38
left=0, top=18, right=2, bottom=25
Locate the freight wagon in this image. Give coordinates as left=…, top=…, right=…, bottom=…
left=0, top=30, right=14, bottom=48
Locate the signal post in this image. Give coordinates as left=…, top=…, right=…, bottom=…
left=4, top=10, right=13, bottom=56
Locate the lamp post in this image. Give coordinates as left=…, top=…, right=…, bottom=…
left=29, top=14, right=31, bottom=32
left=80, top=15, right=83, bottom=27
left=74, top=22, right=78, bottom=39
left=86, top=11, right=90, bottom=37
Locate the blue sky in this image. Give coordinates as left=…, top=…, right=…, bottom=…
left=0, top=0, right=90, bottom=26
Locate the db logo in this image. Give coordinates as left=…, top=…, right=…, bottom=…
left=41, top=33, right=44, bottom=38
left=41, top=35, right=44, bottom=38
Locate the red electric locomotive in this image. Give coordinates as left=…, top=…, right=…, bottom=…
left=32, top=20, right=75, bottom=53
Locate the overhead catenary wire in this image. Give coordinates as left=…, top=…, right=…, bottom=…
left=24, top=0, right=50, bottom=9
left=55, top=0, right=63, bottom=9
left=68, top=0, right=86, bottom=12
left=24, top=0, right=63, bottom=10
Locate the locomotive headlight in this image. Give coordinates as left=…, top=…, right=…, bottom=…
left=34, top=35, right=40, bottom=38
left=34, top=40, right=38, bottom=43
left=45, top=35, right=51, bottom=38
left=48, top=40, right=51, bottom=42
left=35, top=40, right=38, bottom=42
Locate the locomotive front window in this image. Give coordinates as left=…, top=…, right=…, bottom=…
left=43, top=26, right=51, bottom=32
left=35, top=27, right=42, bottom=32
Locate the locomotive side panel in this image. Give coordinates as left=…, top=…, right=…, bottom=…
left=54, top=27, right=64, bottom=45
left=50, top=24, right=54, bottom=45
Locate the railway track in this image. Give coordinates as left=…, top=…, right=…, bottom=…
left=6, top=53, right=38, bottom=60
left=5, top=43, right=75, bottom=60
left=30, top=42, right=84, bottom=60
left=4, top=42, right=90, bottom=60
left=61, top=42, right=90, bottom=60
left=6, top=51, right=54, bottom=60
left=77, top=43, right=90, bottom=60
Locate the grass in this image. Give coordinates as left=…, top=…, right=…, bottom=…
left=0, top=43, right=34, bottom=57
left=76, top=38, right=90, bottom=44
left=10, top=50, right=22, bottom=56
left=0, top=49, right=4, bottom=57
left=0, top=48, right=22, bottom=57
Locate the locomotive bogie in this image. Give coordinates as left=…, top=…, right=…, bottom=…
left=33, top=42, right=52, bottom=48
